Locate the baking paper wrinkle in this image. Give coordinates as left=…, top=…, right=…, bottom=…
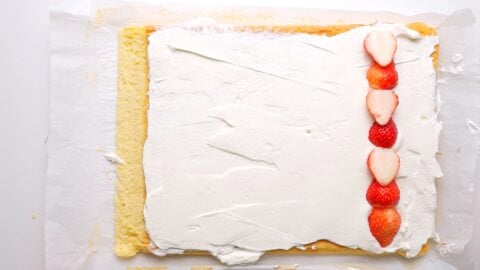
left=47, top=3, right=478, bottom=270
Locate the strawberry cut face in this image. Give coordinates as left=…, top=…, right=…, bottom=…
left=367, top=148, right=400, bottom=186
left=364, top=31, right=397, bottom=67
left=366, top=90, right=399, bottom=125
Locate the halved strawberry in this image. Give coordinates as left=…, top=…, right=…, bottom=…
left=368, top=207, right=401, bottom=247
left=367, top=62, right=398, bottom=90
left=368, top=120, right=398, bottom=148
left=366, top=180, right=400, bottom=207
left=366, top=90, right=399, bottom=125
left=367, top=148, right=400, bottom=185
left=364, top=31, right=397, bottom=67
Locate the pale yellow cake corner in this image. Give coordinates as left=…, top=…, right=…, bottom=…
left=115, top=22, right=437, bottom=258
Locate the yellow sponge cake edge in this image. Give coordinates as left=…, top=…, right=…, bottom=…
left=115, top=26, right=153, bottom=257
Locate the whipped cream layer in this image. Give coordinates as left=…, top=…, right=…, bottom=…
left=143, top=23, right=441, bottom=265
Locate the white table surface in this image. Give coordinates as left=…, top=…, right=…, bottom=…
left=0, top=0, right=479, bottom=269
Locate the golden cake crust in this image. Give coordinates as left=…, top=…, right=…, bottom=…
left=115, top=23, right=437, bottom=258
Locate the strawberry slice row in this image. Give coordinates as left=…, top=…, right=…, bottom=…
left=364, top=31, right=401, bottom=248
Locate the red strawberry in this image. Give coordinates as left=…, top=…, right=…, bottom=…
left=364, top=31, right=397, bottom=67
left=366, top=90, right=399, bottom=125
left=368, top=207, right=401, bottom=247
left=368, top=120, right=398, bottom=148
left=366, top=180, right=400, bottom=207
left=366, top=62, right=398, bottom=90
left=367, top=148, right=400, bottom=186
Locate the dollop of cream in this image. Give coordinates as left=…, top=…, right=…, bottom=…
left=104, top=153, right=125, bottom=164
left=143, top=22, right=440, bottom=265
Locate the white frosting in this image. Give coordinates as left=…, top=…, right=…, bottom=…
left=143, top=23, right=441, bottom=264
left=104, top=153, right=125, bottom=164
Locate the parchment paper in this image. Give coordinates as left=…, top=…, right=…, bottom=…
left=47, top=4, right=480, bottom=270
